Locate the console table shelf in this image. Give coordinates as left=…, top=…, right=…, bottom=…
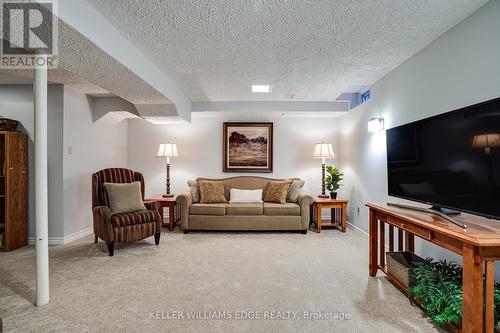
left=367, top=203, right=500, bottom=333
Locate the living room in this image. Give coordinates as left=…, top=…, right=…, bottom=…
left=1, top=0, right=499, bottom=332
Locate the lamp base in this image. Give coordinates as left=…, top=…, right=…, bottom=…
left=162, top=193, right=175, bottom=198
left=318, top=194, right=330, bottom=198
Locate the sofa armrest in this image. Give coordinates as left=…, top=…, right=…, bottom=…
left=92, top=206, right=114, bottom=243
left=176, top=192, right=193, bottom=231
left=298, top=191, right=314, bottom=230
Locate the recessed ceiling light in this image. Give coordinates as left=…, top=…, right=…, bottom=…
left=251, top=84, right=271, bottom=93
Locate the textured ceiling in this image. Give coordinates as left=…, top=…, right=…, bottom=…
left=87, top=0, right=487, bottom=102
left=57, top=22, right=169, bottom=104
left=0, top=20, right=169, bottom=104
left=0, top=68, right=111, bottom=96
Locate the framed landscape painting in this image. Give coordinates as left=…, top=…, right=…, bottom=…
left=223, top=122, right=273, bottom=173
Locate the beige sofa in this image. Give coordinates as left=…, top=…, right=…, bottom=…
left=176, top=176, right=314, bottom=233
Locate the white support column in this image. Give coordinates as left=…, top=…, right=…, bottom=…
left=34, top=60, right=49, bottom=307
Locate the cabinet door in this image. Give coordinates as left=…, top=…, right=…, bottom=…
left=6, top=133, right=28, bottom=249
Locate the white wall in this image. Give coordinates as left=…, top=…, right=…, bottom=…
left=0, top=84, right=64, bottom=238
left=63, top=86, right=128, bottom=238
left=338, top=0, right=500, bottom=269
left=127, top=115, right=341, bottom=197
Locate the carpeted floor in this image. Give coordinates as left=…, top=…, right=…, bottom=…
left=0, top=227, right=440, bottom=332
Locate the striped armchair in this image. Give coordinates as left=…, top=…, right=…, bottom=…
left=92, top=168, right=162, bottom=256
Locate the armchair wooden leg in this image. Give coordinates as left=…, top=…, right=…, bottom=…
left=154, top=232, right=161, bottom=245
left=94, top=235, right=98, bottom=244
left=107, top=242, right=114, bottom=256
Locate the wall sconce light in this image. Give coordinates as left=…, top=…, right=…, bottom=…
left=368, top=117, right=384, bottom=132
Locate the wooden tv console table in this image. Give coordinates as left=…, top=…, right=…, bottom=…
left=367, top=203, right=500, bottom=333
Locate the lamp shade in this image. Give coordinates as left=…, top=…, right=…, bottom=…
left=312, top=143, right=335, bottom=158
left=156, top=143, right=178, bottom=157
left=472, top=134, right=500, bottom=149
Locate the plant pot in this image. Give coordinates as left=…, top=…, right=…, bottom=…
left=330, top=192, right=338, bottom=199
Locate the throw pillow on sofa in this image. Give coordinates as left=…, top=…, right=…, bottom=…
left=229, top=189, right=263, bottom=203
left=198, top=180, right=227, bottom=203
left=103, top=181, right=147, bottom=214
left=286, top=179, right=305, bottom=203
left=264, top=180, right=292, bottom=204
left=187, top=180, right=200, bottom=203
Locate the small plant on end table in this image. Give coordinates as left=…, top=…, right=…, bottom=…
left=325, top=165, right=344, bottom=199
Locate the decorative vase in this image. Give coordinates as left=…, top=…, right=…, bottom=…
left=330, top=192, right=338, bottom=199
left=0, top=117, right=18, bottom=132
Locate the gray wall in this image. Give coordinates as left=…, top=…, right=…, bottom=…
left=0, top=84, right=128, bottom=240
left=63, top=86, right=128, bottom=237
left=338, top=0, right=500, bottom=274
left=48, top=85, right=65, bottom=238
left=127, top=115, right=340, bottom=198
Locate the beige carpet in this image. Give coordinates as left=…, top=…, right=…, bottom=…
left=0, top=227, right=440, bottom=332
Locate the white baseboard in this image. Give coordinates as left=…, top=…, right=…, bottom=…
left=320, top=213, right=369, bottom=237
left=346, top=221, right=369, bottom=237
left=345, top=220, right=390, bottom=250
left=28, top=226, right=93, bottom=245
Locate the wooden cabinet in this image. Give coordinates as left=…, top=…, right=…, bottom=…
left=0, top=131, right=28, bottom=251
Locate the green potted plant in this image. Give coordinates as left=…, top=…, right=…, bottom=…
left=409, top=258, right=500, bottom=329
left=324, top=165, right=344, bottom=199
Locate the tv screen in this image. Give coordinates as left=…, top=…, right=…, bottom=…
left=386, top=97, right=500, bottom=220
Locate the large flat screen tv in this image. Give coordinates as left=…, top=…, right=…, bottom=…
left=386, top=97, right=500, bottom=220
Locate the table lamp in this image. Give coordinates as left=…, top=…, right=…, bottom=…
left=313, top=142, right=335, bottom=198
left=156, top=143, right=178, bottom=197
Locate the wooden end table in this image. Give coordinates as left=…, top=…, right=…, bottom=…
left=144, top=195, right=180, bottom=231
left=310, top=198, right=349, bottom=233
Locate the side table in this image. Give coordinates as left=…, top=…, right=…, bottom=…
left=310, top=198, right=349, bottom=233
left=144, top=195, right=180, bottom=231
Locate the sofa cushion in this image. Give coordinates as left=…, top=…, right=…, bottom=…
left=226, top=203, right=263, bottom=216
left=263, top=202, right=301, bottom=216
left=229, top=189, right=263, bottom=203
left=286, top=179, right=305, bottom=203
left=263, top=180, right=292, bottom=204
left=195, top=177, right=304, bottom=201
left=198, top=180, right=227, bottom=203
left=111, top=210, right=158, bottom=227
left=187, top=180, right=200, bottom=203
left=190, top=203, right=227, bottom=215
